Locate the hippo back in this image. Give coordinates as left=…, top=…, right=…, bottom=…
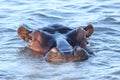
left=41, top=24, right=72, bottom=34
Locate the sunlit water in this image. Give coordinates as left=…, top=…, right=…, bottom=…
left=0, top=0, right=120, bottom=80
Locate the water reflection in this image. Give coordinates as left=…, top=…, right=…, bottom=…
left=19, top=47, right=44, bottom=60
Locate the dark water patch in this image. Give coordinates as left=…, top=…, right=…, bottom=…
left=24, top=74, right=51, bottom=79
left=91, top=50, right=119, bottom=70
left=88, top=7, right=102, bottom=13
left=111, top=70, right=120, bottom=75
left=63, top=4, right=79, bottom=9
left=101, top=16, right=120, bottom=25
left=7, top=37, right=21, bottom=42
left=10, top=1, right=28, bottom=6
left=0, top=14, right=9, bottom=18
left=2, top=41, right=21, bottom=47
left=103, top=11, right=115, bottom=14
left=0, top=40, right=26, bottom=49
left=105, top=15, right=120, bottom=18
left=61, top=77, right=85, bottom=80
left=98, top=75, right=119, bottom=80
left=1, top=0, right=27, bottom=6
left=80, top=5, right=93, bottom=9
left=89, top=58, right=110, bottom=68
left=0, top=8, right=16, bottom=15
left=0, top=28, right=16, bottom=33
left=105, top=31, right=120, bottom=36
left=0, top=70, right=16, bottom=80
left=0, top=53, right=19, bottom=62
left=21, top=10, right=36, bottom=15
left=114, top=2, right=120, bottom=6
left=32, top=12, right=63, bottom=20
left=102, top=17, right=116, bottom=22
left=109, top=21, right=120, bottom=25
left=0, top=47, right=19, bottom=52
left=94, top=27, right=120, bottom=34
left=100, top=5, right=120, bottom=9
left=37, top=9, right=77, bottom=18
left=29, top=11, right=66, bottom=24
left=98, top=17, right=120, bottom=25
left=95, top=0, right=112, bottom=2
left=91, top=37, right=120, bottom=51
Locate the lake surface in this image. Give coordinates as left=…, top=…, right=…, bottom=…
left=0, top=0, right=120, bottom=80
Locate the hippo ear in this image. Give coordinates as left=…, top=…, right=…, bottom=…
left=84, top=24, right=94, bottom=37
left=17, top=26, right=31, bottom=42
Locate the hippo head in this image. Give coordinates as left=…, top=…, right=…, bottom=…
left=18, top=26, right=55, bottom=54
left=18, top=24, right=94, bottom=62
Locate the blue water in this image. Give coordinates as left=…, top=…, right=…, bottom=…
left=0, top=0, right=120, bottom=80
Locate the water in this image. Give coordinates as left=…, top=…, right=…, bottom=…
left=0, top=0, right=120, bottom=80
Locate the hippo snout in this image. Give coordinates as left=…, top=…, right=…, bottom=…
left=45, top=46, right=89, bottom=63
left=44, top=33, right=89, bottom=63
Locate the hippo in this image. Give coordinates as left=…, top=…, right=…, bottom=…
left=17, top=24, right=94, bottom=63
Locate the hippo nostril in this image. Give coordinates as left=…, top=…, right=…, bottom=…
left=29, top=35, right=32, bottom=41
left=75, top=46, right=82, bottom=51
left=73, top=46, right=81, bottom=53
left=73, top=46, right=89, bottom=60
left=50, top=48, right=58, bottom=53
left=50, top=47, right=72, bottom=57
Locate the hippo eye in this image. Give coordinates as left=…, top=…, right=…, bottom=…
left=29, top=35, right=33, bottom=41
left=66, top=38, right=76, bottom=47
